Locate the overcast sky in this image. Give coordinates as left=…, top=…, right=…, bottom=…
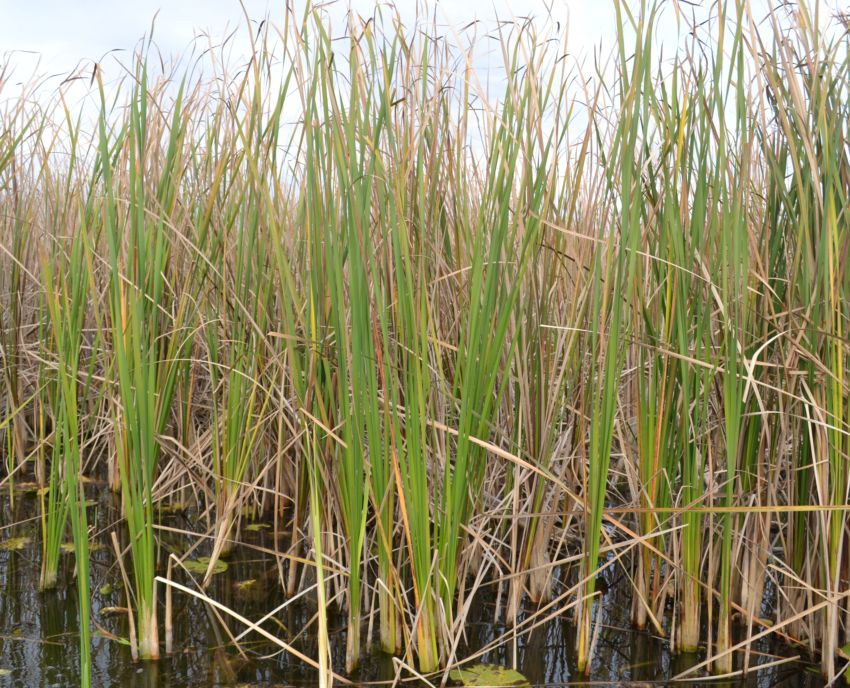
left=0, top=1, right=647, bottom=84
left=2, top=0, right=841, bottom=136
left=2, top=1, right=843, bottom=86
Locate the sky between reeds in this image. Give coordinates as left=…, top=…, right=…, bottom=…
left=2, top=0, right=842, bottom=160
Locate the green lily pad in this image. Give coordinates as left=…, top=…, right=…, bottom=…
left=99, top=584, right=114, bottom=596
left=0, top=537, right=31, bottom=551
left=183, top=557, right=228, bottom=575
left=449, top=664, right=530, bottom=687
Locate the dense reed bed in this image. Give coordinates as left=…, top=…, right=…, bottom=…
left=1, top=0, right=850, bottom=684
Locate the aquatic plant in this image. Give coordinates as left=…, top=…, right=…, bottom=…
left=0, top=0, right=848, bottom=682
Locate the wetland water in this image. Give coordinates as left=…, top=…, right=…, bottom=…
left=0, top=489, right=827, bottom=687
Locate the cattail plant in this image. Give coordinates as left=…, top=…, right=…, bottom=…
left=1, top=0, right=849, bottom=681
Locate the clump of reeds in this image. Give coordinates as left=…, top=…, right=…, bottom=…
left=1, top=0, right=849, bottom=684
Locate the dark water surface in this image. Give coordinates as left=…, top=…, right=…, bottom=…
left=0, top=489, right=827, bottom=687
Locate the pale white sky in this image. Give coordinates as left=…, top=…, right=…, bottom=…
left=0, top=1, right=654, bottom=85
left=1, top=1, right=841, bottom=93
left=1, top=0, right=839, bottom=141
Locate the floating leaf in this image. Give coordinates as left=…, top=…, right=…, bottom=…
left=157, top=502, right=188, bottom=514
left=61, top=541, right=103, bottom=554
left=449, top=664, right=530, bottom=687
left=0, top=537, right=31, bottom=551
left=235, top=579, right=257, bottom=592
left=99, top=584, right=113, bottom=596
left=183, top=557, right=228, bottom=575
left=99, top=606, right=129, bottom=617
left=245, top=523, right=269, bottom=532
left=93, top=628, right=130, bottom=646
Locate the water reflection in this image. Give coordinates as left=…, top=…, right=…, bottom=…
left=0, top=493, right=826, bottom=687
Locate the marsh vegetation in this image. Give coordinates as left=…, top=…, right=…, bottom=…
left=1, top=0, right=849, bottom=685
